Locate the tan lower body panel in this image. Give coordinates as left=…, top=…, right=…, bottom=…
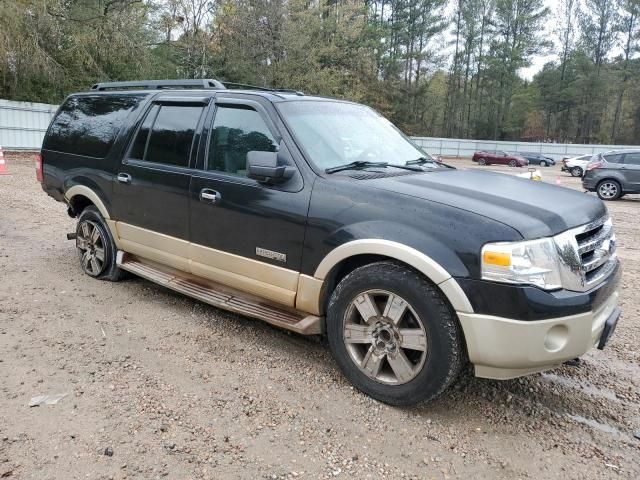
left=113, top=222, right=300, bottom=308
left=117, top=253, right=324, bottom=335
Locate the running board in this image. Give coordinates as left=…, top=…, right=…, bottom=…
left=116, top=252, right=324, bottom=335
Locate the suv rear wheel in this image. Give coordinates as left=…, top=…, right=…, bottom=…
left=570, top=166, right=583, bottom=177
left=76, top=206, right=125, bottom=281
left=326, top=261, right=464, bottom=406
left=597, top=180, right=622, bottom=201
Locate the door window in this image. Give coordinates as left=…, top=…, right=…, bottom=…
left=207, top=106, right=278, bottom=176
left=129, top=104, right=204, bottom=167
left=623, top=152, right=640, bottom=165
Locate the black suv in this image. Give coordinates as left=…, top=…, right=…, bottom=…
left=39, top=80, right=621, bottom=406
left=582, top=149, right=640, bottom=200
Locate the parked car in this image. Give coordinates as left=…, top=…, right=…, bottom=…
left=582, top=149, right=640, bottom=200
left=561, top=154, right=593, bottom=177
left=472, top=150, right=528, bottom=167
left=516, top=152, right=555, bottom=167
left=39, top=79, right=621, bottom=406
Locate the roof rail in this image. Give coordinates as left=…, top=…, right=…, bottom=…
left=222, top=81, right=304, bottom=96
left=90, top=79, right=226, bottom=91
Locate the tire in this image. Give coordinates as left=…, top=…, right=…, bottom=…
left=326, top=261, right=464, bottom=406
left=570, top=166, right=583, bottom=177
left=75, top=206, right=125, bottom=281
left=539, top=160, right=547, bottom=167
left=477, top=158, right=487, bottom=166
left=596, top=180, right=622, bottom=201
left=508, top=159, right=517, bottom=167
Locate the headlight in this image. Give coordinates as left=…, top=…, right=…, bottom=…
left=481, top=238, right=562, bottom=290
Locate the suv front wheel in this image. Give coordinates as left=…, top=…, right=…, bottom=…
left=75, top=206, right=125, bottom=281
left=326, top=261, right=464, bottom=406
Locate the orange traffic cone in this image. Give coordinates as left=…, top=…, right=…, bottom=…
left=0, top=146, right=9, bottom=175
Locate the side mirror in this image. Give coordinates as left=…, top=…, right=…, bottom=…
left=246, top=150, right=295, bottom=184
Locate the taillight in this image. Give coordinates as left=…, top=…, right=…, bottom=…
left=586, top=160, right=604, bottom=171
left=35, top=153, right=43, bottom=182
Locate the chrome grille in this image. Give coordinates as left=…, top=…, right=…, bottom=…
left=554, top=216, right=617, bottom=292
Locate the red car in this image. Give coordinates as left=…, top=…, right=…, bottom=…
left=472, top=150, right=529, bottom=167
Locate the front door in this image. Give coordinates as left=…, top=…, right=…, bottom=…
left=188, top=99, right=311, bottom=306
left=112, top=98, right=208, bottom=269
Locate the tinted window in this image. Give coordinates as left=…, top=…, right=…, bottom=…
left=604, top=153, right=622, bottom=163
left=623, top=152, right=640, bottom=165
left=129, top=105, right=159, bottom=160
left=207, top=106, right=278, bottom=176
left=143, top=105, right=203, bottom=167
left=45, top=94, right=144, bottom=158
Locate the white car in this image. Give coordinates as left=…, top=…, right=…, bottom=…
left=561, top=154, right=594, bottom=177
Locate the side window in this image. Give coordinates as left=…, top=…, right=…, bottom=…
left=604, top=153, right=622, bottom=164
left=129, top=104, right=204, bottom=167
left=623, top=152, right=640, bottom=165
left=207, top=106, right=278, bottom=176
left=45, top=94, right=144, bottom=158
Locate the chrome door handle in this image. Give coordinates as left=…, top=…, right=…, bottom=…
left=200, top=188, right=221, bottom=205
left=116, top=173, right=131, bottom=184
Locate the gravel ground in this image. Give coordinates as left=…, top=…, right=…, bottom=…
left=0, top=154, right=639, bottom=479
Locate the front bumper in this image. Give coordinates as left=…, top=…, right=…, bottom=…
left=457, top=289, right=620, bottom=380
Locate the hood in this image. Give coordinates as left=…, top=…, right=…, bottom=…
left=364, top=169, right=606, bottom=239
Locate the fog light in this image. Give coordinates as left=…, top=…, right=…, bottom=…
left=544, top=325, right=569, bottom=352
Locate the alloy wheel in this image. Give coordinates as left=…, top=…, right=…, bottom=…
left=598, top=182, right=619, bottom=200
left=342, top=290, right=428, bottom=385
left=76, top=220, right=106, bottom=276
left=508, top=159, right=517, bottom=167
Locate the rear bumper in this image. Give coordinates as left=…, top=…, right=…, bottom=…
left=582, top=172, right=598, bottom=190
left=457, top=290, right=620, bottom=380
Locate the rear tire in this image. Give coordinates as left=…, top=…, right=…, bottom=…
left=596, top=180, right=622, bottom=201
left=76, top=206, right=125, bottom=281
left=570, top=166, right=583, bottom=177
left=326, top=261, right=464, bottom=406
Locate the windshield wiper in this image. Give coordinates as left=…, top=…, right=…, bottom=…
left=325, top=161, right=388, bottom=174
left=406, top=156, right=434, bottom=166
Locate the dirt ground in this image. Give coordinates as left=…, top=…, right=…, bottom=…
left=1, top=154, right=639, bottom=480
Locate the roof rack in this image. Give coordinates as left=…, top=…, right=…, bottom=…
left=222, top=82, right=304, bottom=96
left=90, top=79, right=226, bottom=91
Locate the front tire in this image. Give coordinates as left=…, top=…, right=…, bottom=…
left=539, top=160, right=547, bottom=167
left=508, top=159, right=517, bottom=167
left=326, top=261, right=464, bottom=406
left=596, top=180, right=622, bottom=201
left=76, top=206, right=124, bottom=281
left=477, top=158, right=487, bottom=166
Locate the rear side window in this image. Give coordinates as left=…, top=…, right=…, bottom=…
left=604, top=153, right=622, bottom=163
left=129, top=104, right=204, bottom=167
left=45, top=95, right=144, bottom=158
left=623, top=152, right=640, bottom=165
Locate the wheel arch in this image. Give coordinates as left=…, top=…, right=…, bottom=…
left=64, top=185, right=111, bottom=219
left=304, top=240, right=474, bottom=316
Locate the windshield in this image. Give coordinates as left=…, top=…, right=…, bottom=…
left=276, top=101, right=431, bottom=170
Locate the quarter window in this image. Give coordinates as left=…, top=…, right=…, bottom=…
left=623, top=152, right=640, bottom=165
left=207, top=106, right=278, bottom=176
left=604, top=153, right=622, bottom=163
left=130, top=104, right=204, bottom=167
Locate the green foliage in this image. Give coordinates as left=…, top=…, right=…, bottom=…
left=1, top=0, right=640, bottom=143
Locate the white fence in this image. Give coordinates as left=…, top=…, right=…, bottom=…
left=411, top=137, right=640, bottom=160
left=0, top=99, right=58, bottom=150
left=2, top=97, right=640, bottom=157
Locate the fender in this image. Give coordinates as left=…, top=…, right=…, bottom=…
left=64, top=185, right=111, bottom=219
left=296, top=239, right=474, bottom=315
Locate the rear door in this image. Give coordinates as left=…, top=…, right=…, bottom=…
left=621, top=152, right=640, bottom=191
left=112, top=96, right=209, bottom=268
left=187, top=97, right=311, bottom=306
